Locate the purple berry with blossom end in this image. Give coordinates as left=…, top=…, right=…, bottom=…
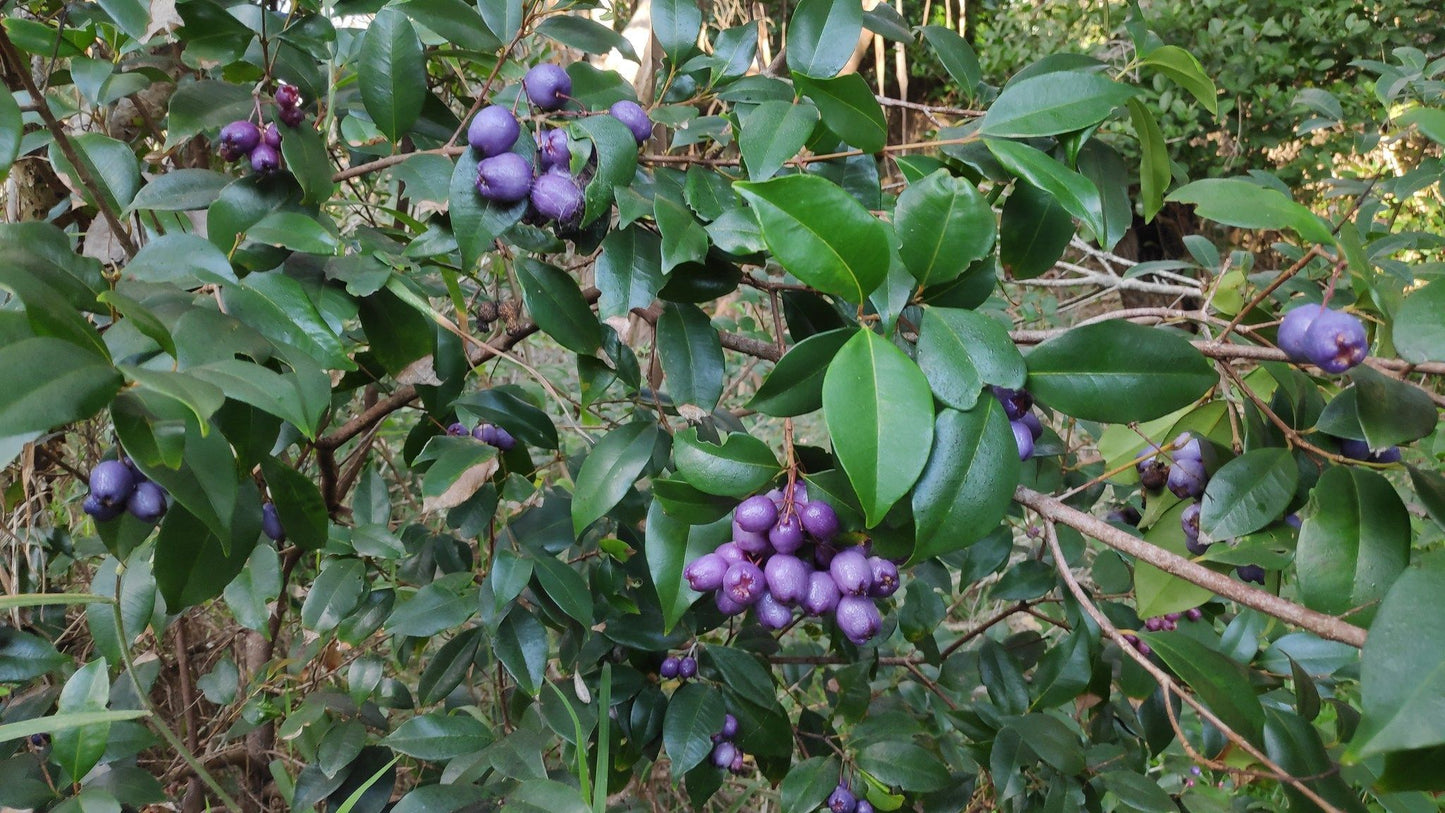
left=764, top=554, right=809, bottom=605
left=684, top=553, right=729, bottom=592
left=1303, top=309, right=1368, bottom=374
left=249, top=144, right=280, bottom=174
left=1167, top=458, right=1208, bottom=499
left=715, top=542, right=745, bottom=564
left=803, top=571, right=840, bottom=616
left=476, top=152, right=533, bottom=203
left=90, top=459, right=137, bottom=506
left=83, top=493, right=123, bottom=522
left=659, top=656, right=680, bottom=678
left=722, top=561, right=765, bottom=605
left=447, top=422, right=469, bottom=436
left=1340, top=438, right=1400, bottom=463
left=490, top=427, right=516, bottom=452
left=829, top=549, right=873, bottom=596
left=991, top=386, right=1034, bottom=420
left=800, top=500, right=840, bottom=541
left=710, top=740, right=738, bottom=769
left=827, top=785, right=857, bottom=813
left=867, top=557, right=900, bottom=599
left=1136, top=453, right=1169, bottom=491
left=1011, top=420, right=1035, bottom=460
left=1171, top=432, right=1204, bottom=464
left=1107, top=506, right=1142, bottom=527
left=262, top=123, right=281, bottom=148
left=467, top=105, right=520, bottom=156
left=537, top=128, right=570, bottom=170
left=1181, top=502, right=1204, bottom=553
left=730, top=752, right=746, bottom=774
left=755, top=592, right=793, bottom=629
left=735, top=494, right=778, bottom=534
left=529, top=169, right=584, bottom=223
left=1137, top=642, right=1153, bottom=656
left=523, top=63, right=572, bottom=110
left=275, top=83, right=301, bottom=109
left=218, top=120, right=260, bottom=160
left=609, top=100, right=652, bottom=144
left=769, top=513, right=805, bottom=554
left=678, top=656, right=697, bottom=678
left=1145, top=616, right=1165, bottom=632
left=720, top=713, right=738, bottom=739
left=1278, top=303, right=1325, bottom=360
left=836, top=595, right=881, bottom=644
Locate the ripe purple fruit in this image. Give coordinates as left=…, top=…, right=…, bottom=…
left=678, top=656, right=697, bottom=678
left=755, top=592, right=793, bottom=629
left=467, top=105, right=520, bottom=156
left=856, top=801, right=874, bottom=813
left=735, top=494, right=779, bottom=534
left=1011, top=420, right=1035, bottom=460
left=829, top=549, right=873, bottom=596
left=492, top=427, right=517, bottom=452
left=262, top=502, right=286, bottom=542
left=218, top=120, right=261, bottom=160
left=1144, top=616, right=1164, bottom=632
left=1185, top=607, right=1204, bottom=622
left=1106, top=506, right=1142, bottom=526
left=476, top=152, right=533, bottom=203
left=473, top=424, right=498, bottom=445
left=529, top=169, right=584, bottom=223
left=1303, top=309, right=1368, bottom=373
left=827, top=784, right=858, bottom=813
left=710, top=740, right=738, bottom=769
left=523, top=63, right=572, bottom=110
left=803, top=571, right=841, bottom=616
left=1278, top=303, right=1325, bottom=360
left=446, top=422, right=469, bottom=436
left=1237, top=564, right=1266, bottom=584
left=659, top=656, right=680, bottom=678
left=722, top=561, right=765, bottom=605
left=764, top=554, right=810, bottom=605
left=1020, top=411, right=1043, bottom=440
left=684, top=553, right=729, bottom=592
left=991, top=386, right=1034, bottom=420
left=720, top=713, right=739, bottom=739
left=715, top=590, right=746, bottom=615
left=1339, top=438, right=1401, bottom=463
left=733, top=525, right=770, bottom=556
left=609, top=100, right=652, bottom=144
left=768, top=513, right=805, bottom=555
left=1182, top=503, right=1208, bottom=555
left=90, top=459, right=137, bottom=506
left=836, top=595, right=881, bottom=645
left=1166, top=458, right=1208, bottom=499
left=249, top=144, right=281, bottom=174
left=866, top=557, right=899, bottom=599
left=1171, top=432, right=1203, bottom=463
left=275, top=83, right=301, bottom=109
left=799, top=500, right=840, bottom=541
left=262, top=123, right=282, bottom=148
left=278, top=106, right=305, bottom=127
left=128, top=481, right=167, bottom=522
left=83, top=493, right=123, bottom=522
left=537, top=128, right=570, bottom=171
left=715, top=542, right=745, bottom=564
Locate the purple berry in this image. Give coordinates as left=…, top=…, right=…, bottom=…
left=991, top=386, right=1034, bottom=420
left=1185, top=608, right=1203, bottom=622
left=1164, top=612, right=1181, bottom=622
left=659, top=656, right=680, bottom=678
left=1340, top=438, right=1399, bottom=463
left=1181, top=502, right=1202, bottom=542
left=262, top=502, right=285, bottom=542
left=262, top=123, right=281, bottom=148
left=1278, top=303, right=1325, bottom=360
left=812, top=544, right=837, bottom=570
left=1123, top=633, right=1139, bottom=645
left=127, top=481, right=167, bottom=522
left=278, top=106, right=305, bottom=127
left=467, top=105, right=520, bottom=156
left=248, top=144, right=281, bottom=174
left=799, top=500, right=840, bottom=541
left=473, top=424, right=499, bottom=445
left=476, top=152, right=534, bottom=203
left=803, top=571, right=841, bottom=616
left=83, top=493, right=123, bottom=521
left=90, top=459, right=137, bottom=506
left=836, top=595, right=881, bottom=644
left=1106, top=506, right=1142, bottom=526
left=755, top=592, right=793, bottom=629
left=537, top=128, right=570, bottom=171
left=1137, top=454, right=1169, bottom=491
left=720, top=713, right=738, bottom=739
left=1020, top=411, right=1043, bottom=440
left=1171, top=432, right=1204, bottom=463
left=710, top=740, right=738, bottom=768
left=1167, top=458, right=1208, bottom=499
left=715, top=590, right=746, bottom=615
left=218, top=120, right=260, bottom=160
left=732, top=523, right=771, bottom=556
left=856, top=802, right=874, bottom=813
left=729, top=752, right=745, bottom=774
left=523, top=63, right=572, bottom=110
left=722, top=561, right=765, bottom=605
left=609, top=100, right=652, bottom=144
left=678, top=656, right=697, bottom=678
left=1144, top=616, right=1165, bottom=632
left=715, top=542, right=745, bottom=564
left=1137, top=642, right=1152, bottom=656
left=829, top=549, right=872, bottom=596
left=1237, top=564, right=1266, bottom=585
left=529, top=169, right=584, bottom=223
left=492, top=427, right=517, bottom=452
left=735, top=494, right=779, bottom=534
left=1011, top=420, right=1035, bottom=460
left=275, top=83, right=301, bottom=109
left=866, top=557, right=899, bottom=599
left=684, top=553, right=729, bottom=592
left=446, top=422, right=469, bottom=436
left=764, top=555, right=810, bottom=605
left=1303, top=309, right=1368, bottom=374
left=768, top=513, right=805, bottom=555
left=828, top=785, right=858, bottom=813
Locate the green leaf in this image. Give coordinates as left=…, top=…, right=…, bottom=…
left=662, top=682, right=725, bottom=777
left=786, top=0, right=862, bottom=78
left=673, top=427, right=780, bottom=497
left=260, top=456, right=329, bottom=552
left=1350, top=366, right=1437, bottom=449
left=1352, top=556, right=1445, bottom=757
left=779, top=756, right=841, bottom=813
left=515, top=258, right=601, bottom=356
left=654, top=194, right=709, bottom=273
left=569, top=112, right=641, bottom=226
left=153, top=500, right=258, bottom=608
left=823, top=329, right=934, bottom=527
left=536, top=15, right=639, bottom=60
left=596, top=225, right=663, bottom=319
left=495, top=606, right=548, bottom=696
left=917, top=307, right=1026, bottom=410
left=748, top=327, right=851, bottom=417
left=910, top=401, right=1019, bottom=563
left=0, top=87, right=22, bottom=178
left=655, top=303, right=724, bottom=410
left=245, top=211, right=338, bottom=254
left=1127, top=99, right=1170, bottom=221
left=449, top=149, right=525, bottom=273
left=735, top=174, right=891, bottom=304
left=652, top=0, right=701, bottom=61
left=0, top=338, right=121, bottom=438
left=532, top=555, right=593, bottom=626
left=645, top=505, right=729, bottom=632
left=1409, top=465, right=1445, bottom=533
left=358, top=8, right=426, bottom=143
left=999, top=181, right=1073, bottom=280
left=793, top=72, right=887, bottom=153
left=920, top=25, right=980, bottom=93
left=188, top=359, right=316, bottom=437
left=707, top=22, right=759, bottom=83
left=856, top=741, right=951, bottom=792
left=894, top=170, right=997, bottom=288
left=280, top=123, right=335, bottom=205
left=383, top=713, right=491, bottom=761
left=1296, top=466, right=1409, bottom=625
left=1394, top=278, right=1445, bottom=363
left=985, top=138, right=1106, bottom=239
left=980, top=71, right=1136, bottom=137
left=164, top=81, right=254, bottom=149
left=1167, top=178, right=1334, bottom=246
left=1030, top=630, right=1093, bottom=710
left=417, top=628, right=483, bottom=705
left=0, top=710, right=149, bottom=746
left=1098, top=771, right=1174, bottom=812
left=126, top=169, right=232, bottom=212
left=49, top=132, right=141, bottom=212
left=1200, top=448, right=1298, bottom=539
left=1024, top=321, right=1215, bottom=422
left=52, top=658, right=110, bottom=781
left=396, top=0, right=502, bottom=52
left=506, top=780, right=591, bottom=813
left=738, top=100, right=819, bottom=182
left=703, top=646, right=776, bottom=709
left=385, top=573, right=478, bottom=637
left=572, top=422, right=659, bottom=536
left=1263, top=708, right=1369, bottom=813
left=1141, top=631, right=1265, bottom=745
left=301, top=558, right=366, bottom=633
left=454, top=386, right=559, bottom=450
left=1139, top=45, right=1218, bottom=115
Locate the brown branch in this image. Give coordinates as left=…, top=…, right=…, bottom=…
left=1015, top=485, right=1367, bottom=648
left=1218, top=246, right=1328, bottom=341
left=0, top=29, right=138, bottom=258
left=629, top=303, right=783, bottom=362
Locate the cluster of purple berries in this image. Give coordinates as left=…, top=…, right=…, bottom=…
left=83, top=458, right=167, bottom=523
left=1120, top=608, right=1203, bottom=656
left=658, top=653, right=697, bottom=680
left=218, top=120, right=284, bottom=174
left=446, top=421, right=517, bottom=452
left=274, top=82, right=305, bottom=128
left=825, top=781, right=874, bottom=813
left=1277, top=304, right=1368, bottom=374
left=707, top=713, right=749, bottom=775
left=467, top=63, right=653, bottom=225
left=1141, top=433, right=1266, bottom=584
left=682, top=483, right=900, bottom=646
left=993, top=387, right=1043, bottom=461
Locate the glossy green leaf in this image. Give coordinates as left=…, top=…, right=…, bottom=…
left=823, top=329, right=934, bottom=527
left=515, top=258, right=601, bottom=356
left=856, top=741, right=951, bottom=792
left=0, top=338, right=121, bottom=437
left=126, top=169, right=231, bottom=212
left=894, top=170, right=997, bottom=288
left=1409, top=465, right=1445, bottom=532
left=656, top=303, right=724, bottom=410
left=793, top=72, right=887, bottom=153
left=532, top=555, right=593, bottom=626
left=1127, top=99, right=1170, bottom=221
left=662, top=682, right=725, bottom=777
left=396, top=0, right=501, bottom=52
left=736, top=174, right=891, bottom=304
left=655, top=194, right=709, bottom=273
left=1098, top=771, right=1174, bottom=812
left=738, top=100, right=819, bottom=182
left=1025, top=321, right=1215, bottom=422
left=0, top=88, right=21, bottom=178
left=417, top=628, right=482, bottom=705
left=645, top=505, right=729, bottom=632
left=1350, top=366, right=1437, bottom=449
left=570, top=104, right=640, bottom=226
left=651, top=477, right=735, bottom=524
left=572, top=422, right=659, bottom=535
left=495, top=606, right=548, bottom=695
left=49, top=132, right=141, bottom=212
left=280, top=123, right=334, bottom=205
left=152, top=499, right=258, bottom=609
left=986, top=138, right=1106, bottom=239
left=260, top=456, right=328, bottom=551
left=1394, top=278, right=1445, bottom=364
left=779, top=755, right=841, bottom=813
left=1352, top=556, right=1445, bottom=757
left=301, top=558, right=366, bottom=633
left=980, top=71, right=1136, bottom=137
left=244, top=211, right=337, bottom=254
left=652, top=0, right=701, bottom=61
left=1142, top=631, right=1265, bottom=744
left=921, top=25, right=981, bottom=92
left=454, top=387, right=560, bottom=450
left=1296, top=466, right=1409, bottom=625
left=596, top=225, right=663, bottom=319
left=1167, top=178, right=1335, bottom=246
left=1139, top=45, right=1219, bottom=115
left=536, top=15, right=639, bottom=60
left=385, top=573, right=478, bottom=637
left=383, top=713, right=491, bottom=761
left=358, top=8, right=426, bottom=143
left=1263, top=708, right=1369, bottom=813
left=1200, top=448, right=1298, bottom=539
left=999, top=181, right=1073, bottom=280
left=786, top=0, right=862, bottom=78
left=916, top=308, right=1026, bottom=410
left=911, top=402, right=1019, bottom=563
left=673, top=427, right=780, bottom=498
left=52, top=658, right=110, bottom=781
left=748, top=327, right=852, bottom=417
